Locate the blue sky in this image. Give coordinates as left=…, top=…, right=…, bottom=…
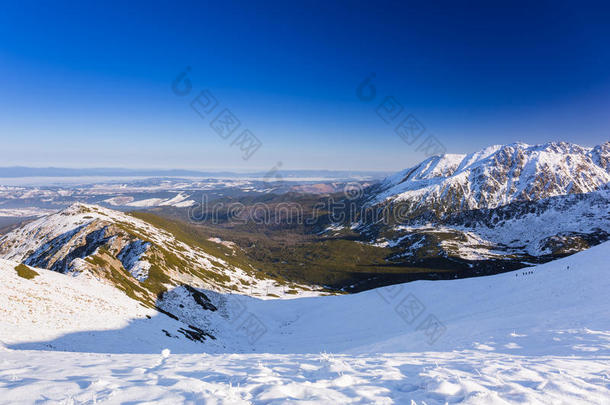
left=0, top=0, right=609, bottom=171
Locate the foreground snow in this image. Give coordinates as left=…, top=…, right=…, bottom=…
left=1, top=242, right=609, bottom=403
left=1, top=349, right=608, bottom=404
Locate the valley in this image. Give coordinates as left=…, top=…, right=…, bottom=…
left=1, top=141, right=609, bottom=404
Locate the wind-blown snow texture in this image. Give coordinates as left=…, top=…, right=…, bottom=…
left=1, top=241, right=609, bottom=404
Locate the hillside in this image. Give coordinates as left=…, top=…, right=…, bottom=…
left=1, top=240, right=608, bottom=403
left=0, top=259, right=212, bottom=352
left=0, top=203, right=323, bottom=307
left=3, top=238, right=609, bottom=354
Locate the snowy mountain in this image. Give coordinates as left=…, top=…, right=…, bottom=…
left=369, top=141, right=610, bottom=215
left=1, top=239, right=609, bottom=403
left=0, top=203, right=322, bottom=309
left=349, top=141, right=610, bottom=264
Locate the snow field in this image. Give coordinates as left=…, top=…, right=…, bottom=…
left=1, top=349, right=608, bottom=404
left=1, top=239, right=609, bottom=403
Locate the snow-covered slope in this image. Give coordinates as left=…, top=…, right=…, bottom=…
left=1, top=241, right=609, bottom=403
left=353, top=141, right=610, bottom=262
left=237, top=240, right=610, bottom=355
left=5, top=240, right=608, bottom=354
left=371, top=141, right=610, bottom=216
left=0, top=203, right=321, bottom=305
left=367, top=189, right=610, bottom=260
left=0, top=259, right=211, bottom=353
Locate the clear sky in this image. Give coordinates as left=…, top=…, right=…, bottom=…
left=0, top=0, right=609, bottom=171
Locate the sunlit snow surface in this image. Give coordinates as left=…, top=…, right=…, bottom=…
left=1, top=350, right=609, bottom=404
left=1, top=242, right=610, bottom=404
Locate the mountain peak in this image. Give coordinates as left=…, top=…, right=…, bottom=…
left=371, top=141, right=610, bottom=215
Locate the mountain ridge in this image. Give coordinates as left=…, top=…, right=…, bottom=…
left=369, top=141, right=610, bottom=217
left=0, top=203, right=324, bottom=308
left=314, top=141, right=610, bottom=269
